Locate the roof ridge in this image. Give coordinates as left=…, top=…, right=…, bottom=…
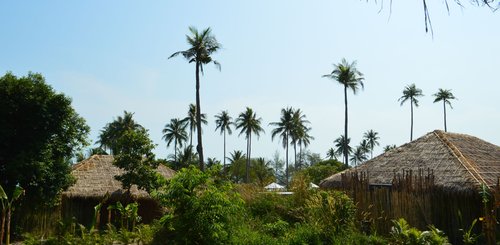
left=433, top=131, right=487, bottom=188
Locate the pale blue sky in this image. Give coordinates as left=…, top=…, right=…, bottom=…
left=1, top=1, right=498, bottom=163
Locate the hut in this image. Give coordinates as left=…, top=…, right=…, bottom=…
left=320, top=130, right=500, bottom=244
left=61, top=155, right=175, bottom=227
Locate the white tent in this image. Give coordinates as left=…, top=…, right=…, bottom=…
left=309, top=182, right=319, bottom=189
left=264, top=182, right=285, bottom=191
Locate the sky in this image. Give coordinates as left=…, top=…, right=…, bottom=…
left=1, top=1, right=499, bottom=164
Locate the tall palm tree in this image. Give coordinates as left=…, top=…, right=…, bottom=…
left=359, top=139, right=371, bottom=155
left=433, top=88, right=456, bottom=132
left=235, top=107, right=264, bottom=183
left=363, top=129, right=380, bottom=159
left=182, top=104, right=208, bottom=147
left=162, top=118, right=188, bottom=163
left=214, top=110, right=233, bottom=169
left=291, top=109, right=313, bottom=169
left=350, top=146, right=368, bottom=166
left=323, top=58, right=364, bottom=167
left=169, top=26, right=221, bottom=171
left=270, top=107, right=294, bottom=187
left=97, top=111, right=143, bottom=155
left=334, top=135, right=352, bottom=166
left=399, top=84, right=424, bottom=141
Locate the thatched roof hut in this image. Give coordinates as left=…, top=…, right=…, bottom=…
left=320, top=130, right=500, bottom=192
left=61, top=155, right=175, bottom=226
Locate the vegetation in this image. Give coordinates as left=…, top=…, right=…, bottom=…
left=433, top=89, right=456, bottom=132
left=235, top=107, right=264, bottom=183
left=214, top=110, right=233, bottom=169
left=323, top=58, right=365, bottom=167
left=162, top=118, right=188, bottom=163
left=98, top=111, right=143, bottom=155
left=399, top=84, right=424, bottom=141
left=169, top=27, right=221, bottom=171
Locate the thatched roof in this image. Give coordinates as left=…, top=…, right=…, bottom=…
left=63, top=155, right=175, bottom=199
left=320, top=130, right=500, bottom=192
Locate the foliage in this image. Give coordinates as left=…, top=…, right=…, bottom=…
left=390, top=218, right=450, bottom=245
left=399, top=83, right=424, bottom=141
left=0, top=72, right=89, bottom=209
left=384, top=144, right=397, bottom=152
left=162, top=118, right=188, bottom=163
left=235, top=107, right=264, bottom=183
left=214, top=110, right=233, bottom=168
left=113, top=128, right=161, bottom=192
left=181, top=104, right=208, bottom=147
left=0, top=185, right=24, bottom=245
left=155, top=165, right=244, bottom=244
left=97, top=111, right=143, bottom=155
left=294, top=163, right=340, bottom=186
left=107, top=202, right=141, bottom=231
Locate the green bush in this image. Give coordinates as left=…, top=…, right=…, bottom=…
left=390, top=218, right=450, bottom=245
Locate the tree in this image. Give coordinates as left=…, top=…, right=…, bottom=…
left=97, top=111, right=144, bottom=155
left=113, top=128, right=161, bottom=192
left=351, top=146, right=368, bottom=166
left=383, top=145, right=397, bottom=153
left=323, top=58, right=364, bottom=167
left=270, top=107, right=294, bottom=187
left=363, top=129, right=380, bottom=159
left=0, top=72, right=89, bottom=208
left=162, top=118, right=188, bottom=163
left=182, top=104, right=208, bottom=147
left=291, top=109, right=313, bottom=169
left=214, top=110, right=233, bottom=169
left=227, top=150, right=246, bottom=182
left=334, top=135, right=352, bottom=166
left=170, top=27, right=221, bottom=171
left=433, top=88, right=456, bottom=132
left=235, top=107, right=264, bottom=183
left=326, top=148, right=338, bottom=160
left=399, top=84, right=424, bottom=141
left=252, top=158, right=274, bottom=187
left=0, top=185, right=24, bottom=245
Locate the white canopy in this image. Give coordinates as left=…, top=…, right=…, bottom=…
left=264, top=182, right=285, bottom=191
left=309, top=182, right=319, bottom=189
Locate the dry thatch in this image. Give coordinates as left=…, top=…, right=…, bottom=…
left=320, top=130, right=500, bottom=192
left=63, top=155, right=175, bottom=200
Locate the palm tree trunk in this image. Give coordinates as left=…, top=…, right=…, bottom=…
left=410, top=98, right=414, bottom=141
left=195, top=62, right=204, bottom=171
left=6, top=208, right=10, bottom=245
left=443, top=101, right=447, bottom=132
left=293, top=142, right=297, bottom=170
left=246, top=133, right=251, bottom=183
left=223, top=130, right=226, bottom=170
left=174, top=141, right=177, bottom=163
left=285, top=133, right=289, bottom=188
left=0, top=210, right=5, bottom=245
left=344, top=85, right=349, bottom=167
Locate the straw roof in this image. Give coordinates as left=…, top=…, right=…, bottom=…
left=63, top=155, right=175, bottom=199
left=320, top=130, right=500, bottom=192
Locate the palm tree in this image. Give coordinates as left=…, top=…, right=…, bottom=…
left=323, top=58, right=364, bottom=167
left=433, top=89, right=456, bottom=132
left=326, top=147, right=337, bottom=160
left=334, top=135, right=353, bottom=166
left=235, top=107, right=264, bottom=183
left=270, top=107, right=294, bottom=187
left=169, top=26, right=221, bottom=171
left=359, top=139, right=371, bottom=155
left=162, top=118, right=188, bottom=163
left=350, top=146, right=368, bottom=166
left=399, top=84, right=424, bottom=141
left=363, top=130, right=380, bottom=159
left=214, top=110, right=233, bottom=169
left=383, top=144, right=397, bottom=153
left=182, top=104, right=208, bottom=147
left=291, top=109, right=313, bottom=169
left=97, top=111, right=143, bottom=155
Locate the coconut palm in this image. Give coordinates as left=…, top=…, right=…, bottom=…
left=334, top=135, right=352, bottom=165
left=399, top=84, right=424, bottom=141
left=350, top=146, right=368, bottom=166
left=323, top=58, right=364, bottom=167
left=363, top=130, right=380, bottom=159
left=169, top=26, right=221, bottom=171
left=97, top=111, right=143, bottom=155
left=235, top=107, right=264, bottom=183
left=359, top=139, right=371, bottom=155
left=383, top=144, right=397, bottom=153
left=270, top=107, right=294, bottom=187
left=182, top=104, right=208, bottom=147
left=214, top=110, right=233, bottom=169
left=433, top=88, right=456, bottom=132
left=326, top=147, right=337, bottom=160
left=162, top=118, right=188, bottom=163
left=291, top=109, right=313, bottom=169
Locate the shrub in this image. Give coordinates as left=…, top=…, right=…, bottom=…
left=390, top=218, right=450, bottom=245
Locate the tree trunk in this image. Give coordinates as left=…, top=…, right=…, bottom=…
left=285, top=132, right=289, bottom=188
left=195, top=62, right=205, bottom=170
left=246, top=132, right=251, bottom=183
left=223, top=130, right=226, bottom=170
left=293, top=142, right=297, bottom=170
left=443, top=101, right=447, bottom=132
left=174, top=141, right=177, bottom=163
left=410, top=98, right=414, bottom=141
left=6, top=208, right=10, bottom=245
left=344, top=85, right=349, bottom=167
left=0, top=210, right=5, bottom=245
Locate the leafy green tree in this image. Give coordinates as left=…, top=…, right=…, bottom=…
left=155, top=166, right=244, bottom=244
left=170, top=27, right=221, bottom=171
left=173, top=146, right=198, bottom=170
left=296, top=160, right=343, bottom=184
left=399, top=84, right=424, bottom=141
left=0, top=72, right=89, bottom=207
left=97, top=111, right=143, bottom=155
left=0, top=185, right=24, bottom=245
left=182, top=104, right=208, bottom=147
left=270, top=107, right=294, bottom=187
left=363, top=129, right=380, bottom=159
left=323, top=58, right=364, bottom=167
left=227, top=150, right=246, bottom=182
left=235, top=107, right=264, bottom=183
left=334, top=135, right=352, bottom=166
left=113, top=128, right=160, bottom=192
left=162, top=118, right=188, bottom=163
left=433, top=88, right=456, bottom=132
left=252, top=158, right=274, bottom=187
left=214, top=110, right=233, bottom=169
